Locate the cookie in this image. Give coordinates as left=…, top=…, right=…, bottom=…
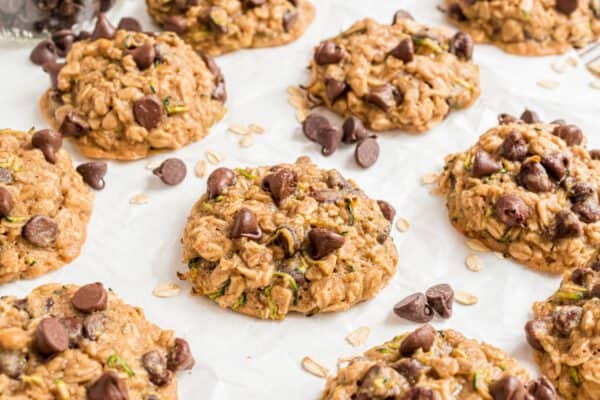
left=40, top=14, right=226, bottom=160
left=304, top=15, right=480, bottom=133
left=321, top=324, right=558, bottom=399
left=0, top=283, right=194, bottom=398
left=526, top=267, right=600, bottom=400
left=438, top=112, right=600, bottom=273
left=145, top=0, right=315, bottom=56
left=0, top=129, right=93, bottom=284
left=444, top=0, right=600, bottom=56
left=180, top=156, right=398, bottom=320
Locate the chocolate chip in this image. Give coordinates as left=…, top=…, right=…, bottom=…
left=517, top=160, right=553, bottom=193
left=498, top=113, right=519, bottom=125
left=308, top=228, right=344, bottom=259
left=91, top=13, right=116, bottom=41
left=471, top=150, right=501, bottom=178
left=365, top=84, right=398, bottom=111
left=489, top=375, right=528, bottom=400
left=142, top=350, right=173, bottom=386
left=447, top=3, right=466, bottom=21
left=554, top=209, right=582, bottom=239
left=262, top=168, right=297, bottom=204
left=393, top=293, right=434, bottom=323
left=569, top=182, right=595, bottom=203
left=30, top=40, right=57, bottom=66
left=553, top=124, right=584, bottom=146
left=212, top=80, right=227, bottom=102
left=357, top=366, right=398, bottom=398
left=572, top=199, right=600, bottom=223
left=449, top=31, right=473, bottom=60
left=494, top=194, right=529, bottom=228
left=117, top=17, right=142, bottom=32
left=355, top=137, right=379, bottom=168
left=391, top=359, right=423, bottom=382
left=51, top=29, right=75, bottom=57
left=60, top=317, right=83, bottom=348
left=570, top=267, right=593, bottom=285
left=71, top=282, right=108, bottom=313
left=553, top=306, right=582, bottom=335
left=541, top=152, right=569, bottom=181
left=153, top=158, right=187, bottom=186
left=43, top=60, right=65, bottom=89
left=175, top=0, right=199, bottom=11
left=243, top=0, right=266, bottom=7
left=389, top=38, right=414, bottom=63
left=501, top=131, right=528, bottom=161
left=526, top=376, right=559, bottom=400
left=133, top=96, right=163, bottom=130
left=403, top=387, right=435, bottom=400
left=60, top=112, right=89, bottom=137
left=282, top=10, right=298, bottom=32
left=231, top=208, right=262, bottom=240
left=302, top=113, right=331, bottom=142
left=0, top=350, right=26, bottom=379
left=32, top=129, right=63, bottom=164
left=520, top=109, right=541, bottom=124
left=127, top=43, right=156, bottom=70
left=556, top=0, right=579, bottom=15
left=77, top=162, right=108, bottom=190
left=342, top=117, right=368, bottom=144
left=77, top=31, right=92, bottom=41
left=377, top=200, right=396, bottom=221
left=35, top=317, right=68, bottom=356
left=82, top=313, right=104, bottom=341
left=87, top=371, right=128, bottom=400
left=591, top=284, right=600, bottom=298
left=324, top=78, right=348, bottom=103
left=0, top=168, right=12, bottom=184
left=22, top=216, right=58, bottom=247
left=392, top=9, right=414, bottom=24
left=314, top=41, right=344, bottom=65
left=206, top=167, right=236, bottom=199
left=525, top=319, right=547, bottom=352
left=399, top=324, right=436, bottom=357
left=425, top=284, right=454, bottom=318
left=0, top=187, right=14, bottom=219
left=589, top=149, right=600, bottom=160
left=317, top=127, right=342, bottom=156
left=168, top=338, right=195, bottom=371
left=163, top=15, right=188, bottom=35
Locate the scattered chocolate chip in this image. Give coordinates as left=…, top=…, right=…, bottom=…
left=501, top=131, right=528, bottom=161
left=71, top=282, right=108, bottom=313
left=0, top=187, right=14, bottom=218
left=77, top=162, right=108, bottom=190
left=342, top=117, right=368, bottom=144
left=556, top=0, right=579, bottom=15
left=392, top=9, right=414, bottom=24
left=498, top=113, right=519, bottom=125
left=231, top=208, right=262, bottom=240
left=425, top=284, right=454, bottom=318
left=355, top=137, right=380, bottom=168
left=153, top=158, right=187, bottom=186
left=449, top=31, right=473, bottom=60
left=168, top=338, right=195, bottom=371
left=32, top=129, right=63, bottom=164
left=35, top=317, right=69, bottom=356
left=553, top=305, right=582, bottom=335
left=82, top=313, right=104, bottom=341
left=541, top=152, right=569, bottom=181
left=471, top=150, right=501, bottom=178
left=206, top=167, right=236, bottom=199
left=393, top=293, right=434, bottom=323
left=526, top=376, right=559, bottom=400
left=494, top=194, right=530, bottom=228
left=389, top=38, right=414, bottom=62
left=60, top=317, right=83, bottom=348
left=163, top=15, right=188, bottom=35
left=589, top=149, right=600, bottom=160
left=133, top=96, right=163, bottom=130
left=302, top=113, right=331, bottom=142
left=554, top=210, right=582, bottom=239
left=325, top=78, right=348, bottom=103
left=127, top=43, right=156, bottom=70
left=447, top=3, right=466, bottom=21
left=87, top=371, right=128, bottom=400
left=399, top=324, right=436, bottom=357
left=553, top=124, right=584, bottom=146
left=308, top=228, right=345, bottom=259
left=377, top=200, right=396, bottom=221
left=311, top=189, right=341, bottom=203
left=525, top=319, right=547, bottom=352
left=517, top=160, right=553, bottom=193
left=60, top=112, right=89, bottom=137
left=51, top=29, right=76, bottom=57
left=570, top=268, right=593, bottom=286
left=314, top=41, right=344, bottom=65
left=117, top=17, right=142, bottom=32
left=317, top=127, right=343, bottom=156
left=142, top=350, right=173, bottom=386
left=365, top=84, right=398, bottom=111
left=43, top=60, right=65, bottom=89
left=572, top=199, right=600, bottom=223
left=90, top=13, right=116, bottom=41
left=282, top=10, right=298, bottom=32
left=0, top=350, right=25, bottom=379
left=489, top=375, right=528, bottom=400
left=520, top=109, right=540, bottom=124
left=30, top=40, right=57, bottom=66
left=262, top=168, right=297, bottom=204
left=0, top=168, right=12, bottom=184
left=22, top=216, right=58, bottom=247
left=569, top=182, right=595, bottom=203
left=391, top=359, right=423, bottom=382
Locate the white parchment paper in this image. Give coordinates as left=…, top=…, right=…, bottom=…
left=1, top=0, right=600, bottom=398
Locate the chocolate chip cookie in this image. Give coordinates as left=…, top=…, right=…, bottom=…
left=526, top=267, right=600, bottom=400
left=321, top=324, right=558, bottom=399
left=0, top=129, right=93, bottom=284
left=0, top=283, right=194, bottom=398
left=40, top=15, right=227, bottom=160
left=180, top=156, right=398, bottom=320
left=445, top=0, right=600, bottom=56
left=145, top=0, right=315, bottom=56
left=304, top=14, right=480, bottom=133
left=438, top=111, right=600, bottom=273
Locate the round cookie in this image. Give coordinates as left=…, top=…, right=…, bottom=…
left=180, top=156, right=398, bottom=320
left=438, top=111, right=600, bottom=273
left=0, top=283, right=194, bottom=398
left=146, top=0, right=315, bottom=56
left=526, top=267, right=600, bottom=400
left=321, top=324, right=558, bottom=399
left=0, top=129, right=93, bottom=284
left=40, top=14, right=227, bottom=160
left=304, top=14, right=480, bottom=133
left=444, top=0, right=600, bottom=56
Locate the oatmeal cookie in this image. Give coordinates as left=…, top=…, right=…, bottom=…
left=444, top=0, right=600, bottom=56
left=304, top=15, right=480, bottom=133
left=180, top=156, right=398, bottom=320
left=526, top=267, right=600, bottom=400
left=145, top=0, right=315, bottom=56
left=40, top=14, right=226, bottom=160
left=0, top=283, right=195, bottom=399
left=321, top=324, right=558, bottom=400
left=438, top=111, right=600, bottom=273
left=0, top=129, right=93, bottom=284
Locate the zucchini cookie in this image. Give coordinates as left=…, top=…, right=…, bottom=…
left=304, top=14, right=480, bottom=133
left=0, top=129, right=93, bottom=284
left=438, top=111, right=600, bottom=273
left=180, top=156, right=398, bottom=320
left=525, top=267, right=600, bottom=400
left=321, top=324, right=558, bottom=400
left=0, top=283, right=194, bottom=399
left=40, top=14, right=227, bottom=161
left=145, top=0, right=315, bottom=56
left=444, top=0, right=600, bottom=56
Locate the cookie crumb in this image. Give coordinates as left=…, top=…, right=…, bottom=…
left=590, top=80, right=600, bottom=90
left=455, top=290, right=478, bottom=305
left=152, top=282, right=181, bottom=298
left=421, top=172, right=439, bottom=185
left=302, top=356, right=328, bottom=378
left=130, top=193, right=149, bottom=205
left=345, top=326, right=370, bottom=347
left=395, top=218, right=410, bottom=232
left=551, top=59, right=569, bottom=74
left=465, top=254, right=482, bottom=272
left=195, top=160, right=207, bottom=178
left=537, top=80, right=560, bottom=89
left=494, top=251, right=505, bottom=259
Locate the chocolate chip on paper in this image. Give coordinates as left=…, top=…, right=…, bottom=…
left=77, top=162, right=108, bottom=190
left=153, top=158, right=187, bottom=186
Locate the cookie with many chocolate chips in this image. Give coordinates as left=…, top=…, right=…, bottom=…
left=321, top=325, right=557, bottom=399
left=445, top=0, right=600, bottom=56
left=304, top=15, right=480, bottom=132
left=180, top=156, right=398, bottom=320
left=438, top=112, right=600, bottom=273
left=145, top=0, right=315, bottom=56
left=0, top=129, right=93, bottom=284
left=0, top=283, right=194, bottom=398
left=40, top=15, right=226, bottom=160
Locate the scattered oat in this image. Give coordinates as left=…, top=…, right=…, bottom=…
left=455, top=290, right=478, bottom=305
left=248, top=123, right=265, bottom=134
left=537, top=79, right=560, bottom=89
left=302, top=356, right=328, bottom=378
left=130, top=193, right=149, bottom=205
left=395, top=218, right=410, bottom=232
left=466, top=239, right=489, bottom=252
left=240, top=135, right=255, bottom=148
left=465, top=254, right=482, bottom=272
left=550, top=59, right=569, bottom=74
left=206, top=150, right=223, bottom=165
left=152, top=282, right=181, bottom=298
left=421, top=172, right=439, bottom=185
left=228, top=124, right=251, bottom=135
left=345, top=326, right=371, bottom=347
left=494, top=252, right=505, bottom=260
left=590, top=79, right=600, bottom=90
left=588, top=60, right=600, bottom=75
left=195, top=160, right=207, bottom=178
left=566, top=56, right=578, bottom=67
left=145, top=159, right=162, bottom=170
